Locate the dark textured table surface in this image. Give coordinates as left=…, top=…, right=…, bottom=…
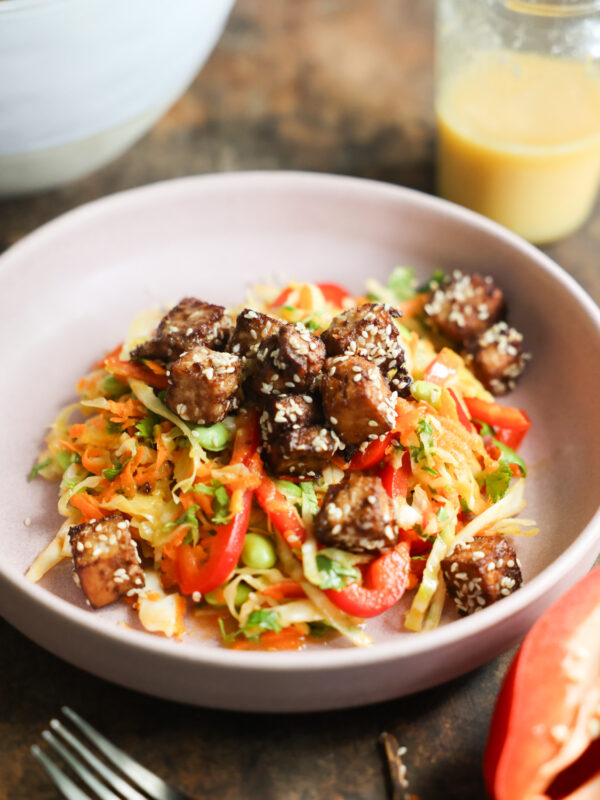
left=1, top=2, right=598, bottom=798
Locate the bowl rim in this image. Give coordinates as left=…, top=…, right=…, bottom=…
left=1, top=169, right=599, bottom=672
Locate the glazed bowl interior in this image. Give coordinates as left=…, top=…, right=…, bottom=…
left=0, top=172, right=598, bottom=711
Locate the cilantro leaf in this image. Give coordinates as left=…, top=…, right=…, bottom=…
left=416, top=269, right=445, bottom=294
left=28, top=458, right=51, bottom=481
left=494, top=440, right=527, bottom=477
left=315, top=554, right=361, bottom=591
left=106, top=420, right=123, bottom=435
left=242, top=609, right=282, bottom=639
left=164, top=504, right=200, bottom=533
left=300, top=482, right=319, bottom=519
left=211, top=482, right=231, bottom=526
left=479, top=462, right=512, bottom=502
left=135, top=412, right=161, bottom=441
left=410, top=417, right=436, bottom=467
left=102, top=460, right=127, bottom=481
left=387, top=266, right=417, bottom=302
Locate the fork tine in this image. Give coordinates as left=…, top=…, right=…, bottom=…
left=31, top=744, right=93, bottom=800
left=43, top=730, right=121, bottom=800
left=49, top=720, right=147, bottom=800
left=62, top=707, right=194, bottom=800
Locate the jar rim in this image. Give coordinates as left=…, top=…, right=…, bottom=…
left=499, top=0, right=600, bottom=16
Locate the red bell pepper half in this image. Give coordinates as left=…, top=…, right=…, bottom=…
left=325, top=542, right=410, bottom=618
left=174, top=412, right=258, bottom=595
left=484, top=567, right=600, bottom=800
left=464, top=396, right=531, bottom=450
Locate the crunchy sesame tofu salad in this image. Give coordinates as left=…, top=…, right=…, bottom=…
left=27, top=268, right=537, bottom=649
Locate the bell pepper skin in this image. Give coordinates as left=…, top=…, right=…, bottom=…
left=484, top=568, right=600, bottom=800
left=464, top=397, right=531, bottom=450
left=325, top=542, right=410, bottom=617
left=348, top=432, right=395, bottom=471
left=174, top=490, right=253, bottom=595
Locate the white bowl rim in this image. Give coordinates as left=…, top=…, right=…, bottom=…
left=1, top=170, right=599, bottom=672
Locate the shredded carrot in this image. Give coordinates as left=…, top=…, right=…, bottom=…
left=81, top=446, right=111, bottom=475
left=105, top=360, right=168, bottom=390
left=106, top=398, right=146, bottom=427
left=119, top=447, right=145, bottom=496
left=142, top=360, right=167, bottom=376
left=259, top=581, right=305, bottom=601
left=68, top=424, right=86, bottom=439
left=161, top=528, right=188, bottom=560
left=231, top=626, right=306, bottom=651
left=94, top=343, right=123, bottom=369
left=69, top=492, right=106, bottom=522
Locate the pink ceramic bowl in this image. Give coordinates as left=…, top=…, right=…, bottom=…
left=0, top=172, right=598, bottom=712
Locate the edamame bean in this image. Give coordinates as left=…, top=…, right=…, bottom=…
left=234, top=582, right=252, bottom=607
left=241, top=533, right=276, bottom=569
left=191, top=422, right=232, bottom=451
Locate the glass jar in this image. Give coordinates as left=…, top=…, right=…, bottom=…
left=435, top=0, right=600, bottom=243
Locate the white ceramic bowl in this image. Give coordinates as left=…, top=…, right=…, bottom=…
left=0, top=172, right=598, bottom=712
left=0, top=0, right=235, bottom=196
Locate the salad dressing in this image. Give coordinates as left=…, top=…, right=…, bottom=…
left=436, top=52, right=600, bottom=243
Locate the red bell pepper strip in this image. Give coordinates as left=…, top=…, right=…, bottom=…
left=349, top=432, right=395, bottom=471
left=174, top=490, right=253, bottom=595
left=270, top=282, right=351, bottom=309
left=424, top=347, right=463, bottom=385
left=317, top=282, right=352, bottom=307
left=377, top=450, right=411, bottom=499
left=484, top=567, right=600, bottom=800
left=253, top=470, right=307, bottom=549
left=174, top=412, right=258, bottom=595
left=325, top=542, right=410, bottom=618
left=464, top=397, right=531, bottom=449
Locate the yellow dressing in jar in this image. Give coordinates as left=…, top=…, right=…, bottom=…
left=436, top=51, right=600, bottom=243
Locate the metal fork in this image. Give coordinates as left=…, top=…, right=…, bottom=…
left=31, top=706, right=194, bottom=800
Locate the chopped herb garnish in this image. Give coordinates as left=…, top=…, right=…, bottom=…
left=135, top=411, right=161, bottom=441
left=242, top=609, right=282, bottom=639
left=102, top=459, right=127, bottom=481
left=410, top=417, right=436, bottom=467
left=211, top=482, right=231, bottom=526
left=315, top=554, right=361, bottom=591
left=416, top=269, right=445, bottom=294
left=387, top=266, right=417, bottom=302
left=219, top=609, right=283, bottom=645
left=106, top=420, right=123, bottom=435
left=493, top=440, right=527, bottom=477
left=28, top=458, right=51, bottom=481
left=475, top=418, right=527, bottom=477
left=164, top=504, right=200, bottom=534
left=479, top=462, right=512, bottom=503
left=189, top=482, right=214, bottom=496
left=300, top=482, right=319, bottom=519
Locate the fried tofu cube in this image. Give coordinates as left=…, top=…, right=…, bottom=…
left=165, top=344, right=241, bottom=424
left=69, top=514, right=145, bottom=609
left=441, top=535, right=522, bottom=615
